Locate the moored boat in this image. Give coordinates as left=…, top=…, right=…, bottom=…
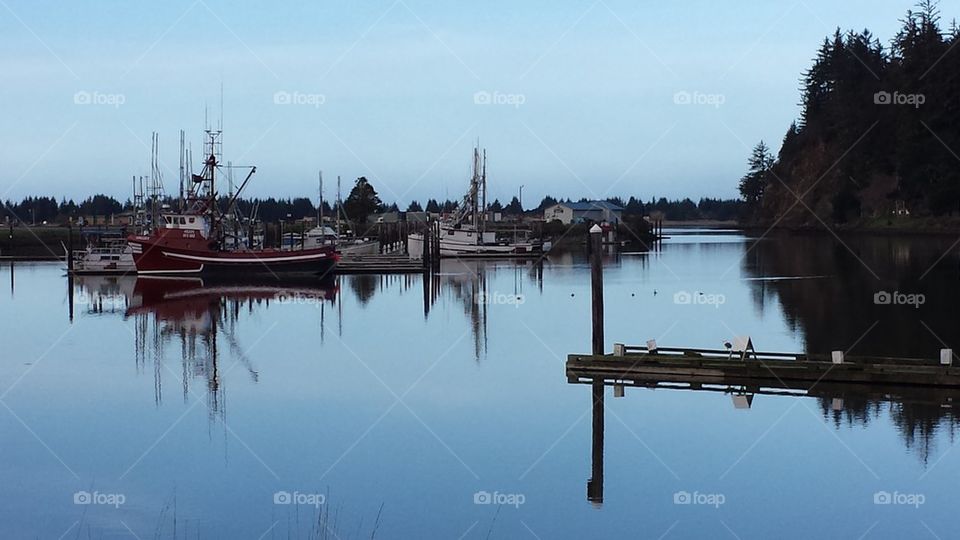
left=72, top=235, right=137, bottom=275
left=128, top=128, right=338, bottom=278
left=408, top=146, right=546, bottom=258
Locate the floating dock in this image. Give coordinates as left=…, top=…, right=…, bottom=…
left=336, top=254, right=424, bottom=274
left=567, top=344, right=960, bottom=389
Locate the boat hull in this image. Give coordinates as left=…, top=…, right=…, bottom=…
left=408, top=233, right=544, bottom=258
left=128, top=236, right=338, bottom=277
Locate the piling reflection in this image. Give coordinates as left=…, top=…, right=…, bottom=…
left=571, top=370, right=960, bottom=505
left=338, top=258, right=546, bottom=360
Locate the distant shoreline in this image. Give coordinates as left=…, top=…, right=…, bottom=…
left=741, top=217, right=960, bottom=237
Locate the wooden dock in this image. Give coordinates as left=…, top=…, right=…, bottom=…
left=336, top=254, right=424, bottom=274
left=567, top=344, right=960, bottom=389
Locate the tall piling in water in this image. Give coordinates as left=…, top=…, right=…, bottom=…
left=587, top=224, right=606, bottom=505
left=589, top=224, right=604, bottom=355
left=67, top=222, right=74, bottom=273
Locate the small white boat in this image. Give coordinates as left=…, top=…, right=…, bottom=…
left=72, top=237, right=136, bottom=275
left=408, top=224, right=543, bottom=257
left=295, top=226, right=380, bottom=255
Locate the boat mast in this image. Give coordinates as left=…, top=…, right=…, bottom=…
left=481, top=149, right=487, bottom=232
left=336, top=176, right=341, bottom=239
left=178, top=130, right=185, bottom=213
left=472, top=146, right=479, bottom=229
left=318, top=170, right=323, bottom=230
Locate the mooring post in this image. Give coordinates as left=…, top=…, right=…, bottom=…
left=422, top=218, right=431, bottom=268
left=67, top=221, right=74, bottom=273
left=590, top=224, right=604, bottom=355
left=433, top=221, right=441, bottom=271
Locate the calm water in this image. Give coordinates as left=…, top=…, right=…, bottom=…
left=2, top=229, right=959, bottom=539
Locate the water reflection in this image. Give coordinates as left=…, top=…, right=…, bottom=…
left=571, top=368, right=960, bottom=505
left=69, top=259, right=547, bottom=415
left=338, top=259, right=545, bottom=359
left=738, top=233, right=960, bottom=461
left=73, top=276, right=338, bottom=418
left=741, top=233, right=960, bottom=357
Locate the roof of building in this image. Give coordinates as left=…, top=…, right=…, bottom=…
left=554, top=201, right=624, bottom=211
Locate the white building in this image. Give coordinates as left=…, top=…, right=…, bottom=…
left=543, top=201, right=623, bottom=224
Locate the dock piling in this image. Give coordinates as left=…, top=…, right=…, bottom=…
left=67, top=222, right=74, bottom=273
left=589, top=224, right=604, bottom=355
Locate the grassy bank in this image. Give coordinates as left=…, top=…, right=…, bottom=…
left=0, top=227, right=80, bottom=258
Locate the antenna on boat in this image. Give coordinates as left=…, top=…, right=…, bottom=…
left=336, top=176, right=342, bottom=240
left=318, top=170, right=323, bottom=230
left=179, top=130, right=185, bottom=212
left=481, top=148, right=487, bottom=230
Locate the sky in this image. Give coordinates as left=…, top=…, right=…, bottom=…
left=0, top=0, right=927, bottom=208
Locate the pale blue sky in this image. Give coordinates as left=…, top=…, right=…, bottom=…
left=0, top=1, right=921, bottom=206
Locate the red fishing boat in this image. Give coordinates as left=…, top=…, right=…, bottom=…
left=128, top=128, right=338, bottom=277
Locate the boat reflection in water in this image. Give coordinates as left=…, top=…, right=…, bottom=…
left=73, top=275, right=338, bottom=418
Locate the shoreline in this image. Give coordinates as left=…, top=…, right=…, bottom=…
left=741, top=219, right=960, bottom=237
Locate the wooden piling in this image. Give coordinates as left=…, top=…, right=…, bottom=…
left=589, top=224, right=604, bottom=355
left=67, top=222, right=74, bottom=273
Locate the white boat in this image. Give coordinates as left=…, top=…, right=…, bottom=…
left=72, top=237, right=136, bottom=275
left=408, top=146, right=545, bottom=258
left=295, top=225, right=380, bottom=255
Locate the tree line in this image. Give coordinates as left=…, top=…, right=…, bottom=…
left=2, top=176, right=741, bottom=225
left=740, top=1, right=960, bottom=225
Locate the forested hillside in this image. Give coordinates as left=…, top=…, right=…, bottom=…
left=740, top=1, right=960, bottom=227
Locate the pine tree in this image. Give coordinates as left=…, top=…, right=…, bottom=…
left=739, top=142, right=774, bottom=208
